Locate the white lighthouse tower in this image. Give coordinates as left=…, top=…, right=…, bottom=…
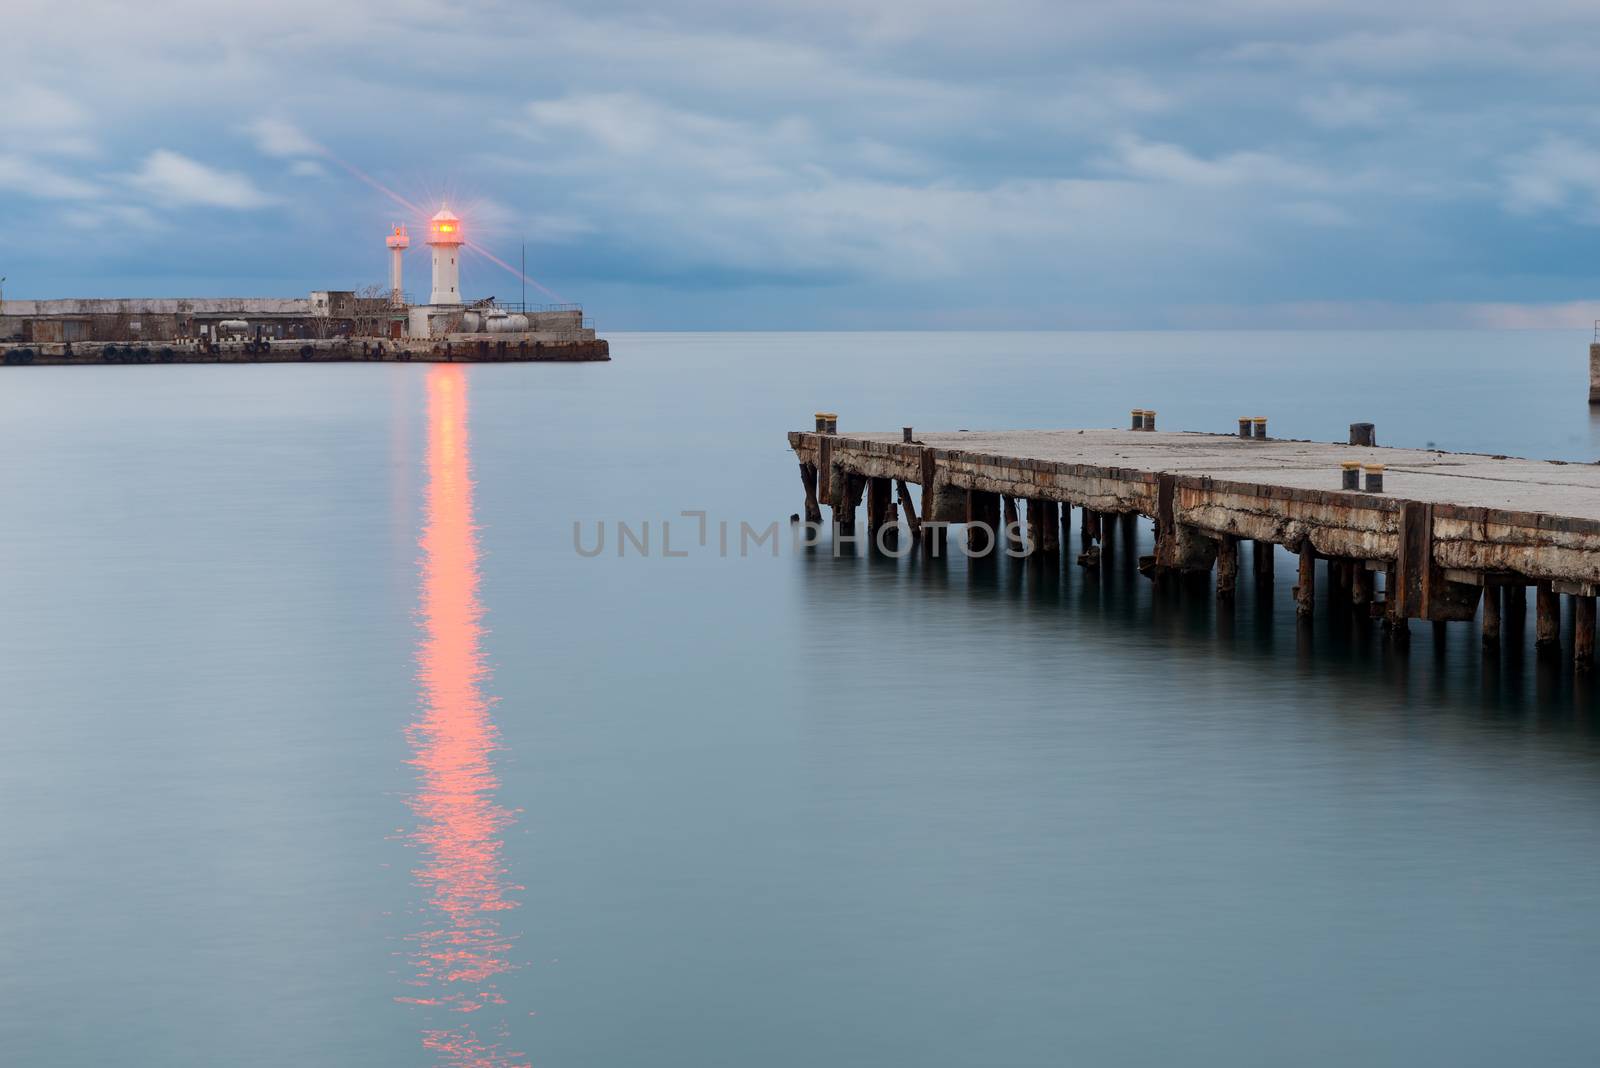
left=426, top=208, right=464, bottom=305
left=385, top=223, right=409, bottom=307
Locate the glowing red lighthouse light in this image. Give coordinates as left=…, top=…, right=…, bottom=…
left=428, top=208, right=463, bottom=246
left=427, top=208, right=464, bottom=305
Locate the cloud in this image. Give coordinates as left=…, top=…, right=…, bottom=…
left=1272, top=200, right=1357, bottom=227
left=0, top=154, right=103, bottom=200
left=1097, top=135, right=1336, bottom=192
left=9, top=0, right=1600, bottom=321
left=59, top=204, right=162, bottom=231
left=124, top=150, right=278, bottom=209
left=245, top=117, right=322, bottom=159
left=1225, top=29, right=1537, bottom=73
left=1502, top=137, right=1600, bottom=220
left=517, top=93, right=809, bottom=183
left=0, top=84, right=96, bottom=156
left=1300, top=85, right=1407, bottom=129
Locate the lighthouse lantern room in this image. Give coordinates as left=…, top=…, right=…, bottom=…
left=426, top=208, right=463, bottom=305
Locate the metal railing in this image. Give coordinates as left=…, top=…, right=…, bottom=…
left=473, top=300, right=583, bottom=315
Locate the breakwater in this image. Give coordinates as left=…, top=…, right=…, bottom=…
left=1, top=336, right=609, bottom=366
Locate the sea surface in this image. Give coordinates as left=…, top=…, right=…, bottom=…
left=3, top=331, right=1600, bottom=1067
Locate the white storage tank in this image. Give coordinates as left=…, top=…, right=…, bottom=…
left=486, top=314, right=529, bottom=333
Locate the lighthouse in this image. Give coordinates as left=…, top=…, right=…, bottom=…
left=426, top=208, right=463, bottom=305
left=385, top=224, right=409, bottom=307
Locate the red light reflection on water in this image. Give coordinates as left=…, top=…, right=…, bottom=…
left=401, top=365, right=527, bottom=1066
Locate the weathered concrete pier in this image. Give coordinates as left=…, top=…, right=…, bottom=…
left=0, top=335, right=608, bottom=366
left=791, top=423, right=1600, bottom=668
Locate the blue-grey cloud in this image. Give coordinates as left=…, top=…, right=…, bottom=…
left=7, top=0, right=1600, bottom=326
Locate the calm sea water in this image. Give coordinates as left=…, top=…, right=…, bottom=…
left=3, top=331, right=1600, bottom=1067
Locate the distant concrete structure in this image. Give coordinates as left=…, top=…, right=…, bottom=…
left=1589, top=327, right=1600, bottom=403
left=0, top=214, right=601, bottom=348
left=386, top=224, right=409, bottom=307
left=426, top=208, right=463, bottom=306
left=1, top=297, right=319, bottom=342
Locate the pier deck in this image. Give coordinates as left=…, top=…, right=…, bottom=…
left=789, top=427, right=1600, bottom=662
left=828, top=430, right=1600, bottom=520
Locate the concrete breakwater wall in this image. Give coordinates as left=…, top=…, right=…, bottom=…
left=1, top=336, right=609, bottom=366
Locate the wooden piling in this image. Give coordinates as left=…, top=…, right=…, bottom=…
left=1077, top=507, right=1100, bottom=567
left=1295, top=543, right=1315, bottom=617
left=1505, top=583, right=1527, bottom=635
left=832, top=470, right=864, bottom=534
left=1537, top=581, right=1560, bottom=651
left=965, top=489, right=980, bottom=555
left=1216, top=535, right=1238, bottom=599
left=1035, top=499, right=1060, bottom=555
left=1331, top=559, right=1352, bottom=608
left=1482, top=585, right=1501, bottom=648
left=1253, top=540, right=1275, bottom=580
left=866, top=477, right=892, bottom=537
left=1002, top=496, right=1023, bottom=555
left=798, top=463, right=822, bottom=525
left=895, top=479, right=921, bottom=541
left=1027, top=499, right=1044, bottom=553
left=1577, top=596, right=1596, bottom=669
left=966, top=489, right=999, bottom=556
left=1353, top=565, right=1375, bottom=609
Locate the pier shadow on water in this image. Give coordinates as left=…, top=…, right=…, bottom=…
left=797, top=517, right=1600, bottom=730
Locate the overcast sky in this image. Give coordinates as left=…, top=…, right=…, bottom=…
left=8, top=0, right=1600, bottom=328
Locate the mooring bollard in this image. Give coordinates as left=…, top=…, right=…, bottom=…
left=1341, top=461, right=1361, bottom=490
left=902, top=426, right=913, bottom=443
left=1131, top=409, right=1144, bottom=431
left=825, top=413, right=838, bottom=434
left=815, top=411, right=829, bottom=433
left=1238, top=417, right=1252, bottom=439
left=1364, top=463, right=1384, bottom=492
left=1252, top=417, right=1268, bottom=440
left=1144, top=410, right=1157, bottom=431
left=1350, top=422, right=1376, bottom=447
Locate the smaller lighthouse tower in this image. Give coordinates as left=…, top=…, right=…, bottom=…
left=426, top=208, right=464, bottom=305
left=385, top=224, right=409, bottom=307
